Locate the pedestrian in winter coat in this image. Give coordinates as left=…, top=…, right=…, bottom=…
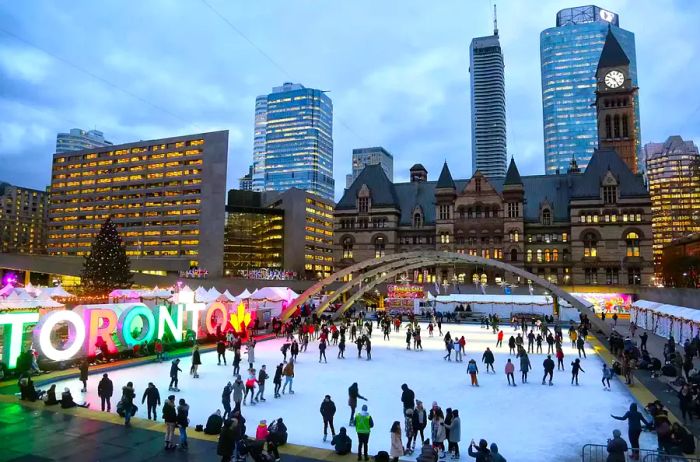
left=505, top=359, right=516, bottom=386
left=142, top=382, right=161, bottom=420
left=490, top=443, right=506, bottom=462
left=232, top=375, right=244, bottom=413
left=331, top=427, right=353, bottom=455
left=191, top=345, right=201, bottom=378
left=508, top=336, right=516, bottom=355
left=390, top=421, right=404, bottom=462
left=255, top=365, right=269, bottom=402
left=611, top=403, right=650, bottom=459
left=163, top=395, right=177, bottom=450
left=496, top=330, right=504, bottom=347
left=606, top=429, right=628, bottom=462
left=571, top=358, right=585, bottom=385
left=217, top=419, right=237, bottom=461
left=321, top=395, right=337, bottom=441
left=576, top=336, right=587, bottom=358
left=445, top=410, right=461, bottom=458
left=169, top=358, right=181, bottom=391
left=431, top=414, right=446, bottom=456
left=468, top=439, right=491, bottom=462
left=413, top=401, right=428, bottom=443
left=121, top=382, right=136, bottom=426
left=404, top=408, right=416, bottom=453
left=273, top=363, right=283, bottom=398
left=401, top=384, right=415, bottom=412
left=282, top=360, right=295, bottom=394
left=97, top=373, right=113, bottom=412
left=482, top=348, right=495, bottom=373
left=246, top=340, right=256, bottom=364
left=256, top=419, right=269, bottom=441
left=78, top=360, right=89, bottom=392
left=467, top=359, right=479, bottom=386
left=221, top=382, right=232, bottom=419
left=518, top=351, right=531, bottom=383
left=204, top=410, right=223, bottom=435
left=348, top=382, right=368, bottom=425
left=355, top=404, right=374, bottom=461
left=177, top=399, right=190, bottom=449
left=542, top=355, right=555, bottom=385
left=217, top=340, right=227, bottom=365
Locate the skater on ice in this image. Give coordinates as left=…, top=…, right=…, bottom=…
left=571, top=358, right=585, bottom=385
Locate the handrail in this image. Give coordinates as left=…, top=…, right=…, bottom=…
left=581, top=443, right=700, bottom=462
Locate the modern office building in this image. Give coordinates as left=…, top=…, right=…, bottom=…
left=56, top=128, right=112, bottom=153
left=645, top=136, right=700, bottom=273
left=346, top=147, right=394, bottom=188
left=48, top=130, right=229, bottom=276
left=0, top=182, right=48, bottom=254
left=541, top=5, right=641, bottom=174
left=251, top=83, right=334, bottom=200
left=224, top=190, right=284, bottom=275
left=239, top=165, right=254, bottom=191
left=470, top=17, right=507, bottom=179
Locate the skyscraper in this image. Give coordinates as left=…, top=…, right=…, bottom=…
left=346, top=147, right=393, bottom=188
left=541, top=6, right=640, bottom=175
left=645, top=136, right=700, bottom=274
left=239, top=165, right=253, bottom=191
left=0, top=182, right=47, bottom=254
left=56, top=128, right=112, bottom=153
left=469, top=8, right=507, bottom=179
left=252, top=83, right=334, bottom=200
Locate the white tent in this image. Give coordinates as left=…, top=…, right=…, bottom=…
left=432, top=293, right=573, bottom=319
left=221, top=290, right=237, bottom=302
left=0, top=283, right=14, bottom=297
left=194, top=286, right=210, bottom=303
left=630, top=300, right=663, bottom=330
left=237, top=289, right=252, bottom=300
left=207, top=287, right=222, bottom=302
left=632, top=300, right=700, bottom=343
left=43, top=285, right=74, bottom=298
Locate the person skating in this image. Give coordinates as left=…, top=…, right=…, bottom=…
left=176, top=398, right=189, bottom=450
left=444, top=338, right=454, bottom=361
left=142, top=382, right=161, bottom=421
left=508, top=336, right=516, bottom=355
left=518, top=350, right=531, bottom=384
left=232, top=375, right=244, bottom=413
left=190, top=345, right=201, bottom=378
left=273, top=363, right=283, bottom=398
left=505, top=359, right=516, bottom=386
left=405, top=408, right=416, bottom=454
left=282, top=359, right=295, bottom=394
left=480, top=347, right=494, bottom=373
left=467, top=359, right=479, bottom=386
left=546, top=333, right=555, bottom=354
left=255, top=364, right=269, bottom=402
left=246, top=339, right=256, bottom=364
left=576, top=336, right=587, bottom=358
left=602, top=364, right=613, bottom=391
left=455, top=336, right=465, bottom=362
left=542, top=355, right=555, bottom=386
left=390, top=420, right=404, bottom=462
left=413, top=401, right=428, bottom=444
left=383, top=324, right=391, bottom=341
left=430, top=407, right=446, bottom=458
left=338, top=337, right=346, bottom=359
left=556, top=346, right=565, bottom=371
left=78, top=359, right=89, bottom=392
left=121, top=381, right=136, bottom=426
left=437, top=320, right=442, bottom=336
left=526, top=330, right=535, bottom=354
left=233, top=347, right=242, bottom=376
left=163, top=394, right=178, bottom=450
left=536, top=333, right=543, bottom=354
left=216, top=339, right=227, bottom=365
left=169, top=358, right=181, bottom=391
left=244, top=369, right=257, bottom=405
left=97, top=373, right=113, bottom=412
left=221, top=382, right=232, bottom=419
left=356, top=336, right=364, bottom=359
left=321, top=394, right=337, bottom=442
left=332, top=427, right=353, bottom=455
left=348, top=382, right=367, bottom=426
left=365, top=338, right=372, bottom=361
left=355, top=404, right=374, bottom=461
left=496, top=330, right=504, bottom=347
left=569, top=326, right=578, bottom=348
left=319, top=339, right=328, bottom=363
left=406, top=328, right=412, bottom=350
left=571, top=358, right=585, bottom=385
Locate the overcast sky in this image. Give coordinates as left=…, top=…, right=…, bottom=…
left=1, top=0, right=699, bottom=200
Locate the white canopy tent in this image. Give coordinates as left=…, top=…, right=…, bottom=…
left=237, top=289, right=252, bottom=300
left=430, top=293, right=578, bottom=321
left=630, top=299, right=700, bottom=343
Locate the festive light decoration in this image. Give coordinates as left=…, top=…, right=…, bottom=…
left=0, top=312, right=40, bottom=368
left=229, top=302, right=254, bottom=337
left=117, top=304, right=156, bottom=348
left=80, top=218, right=133, bottom=294
left=35, top=310, right=86, bottom=362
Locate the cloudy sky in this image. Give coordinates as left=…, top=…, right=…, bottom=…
left=1, top=0, right=699, bottom=200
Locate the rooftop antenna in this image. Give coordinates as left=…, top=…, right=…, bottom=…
left=493, top=2, right=499, bottom=36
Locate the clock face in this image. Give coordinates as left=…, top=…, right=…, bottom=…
left=604, top=70, right=625, bottom=89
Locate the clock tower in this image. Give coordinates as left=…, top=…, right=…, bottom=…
left=595, top=27, right=639, bottom=173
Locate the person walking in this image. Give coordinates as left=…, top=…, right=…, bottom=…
left=216, top=339, right=227, bottom=366
left=142, top=382, right=161, bottom=421
left=176, top=398, right=190, bottom=450
left=401, top=384, right=415, bottom=414
left=444, top=409, right=461, bottom=459
left=321, top=394, right=337, bottom=442
left=602, top=364, right=613, bottom=391
left=78, top=359, right=89, bottom=392
left=678, top=385, right=694, bottom=423
left=482, top=348, right=495, bottom=373
left=163, top=394, right=177, bottom=450
left=612, top=312, right=619, bottom=328
left=191, top=345, right=201, bottom=378
left=640, top=332, right=648, bottom=353
left=273, top=363, right=283, bottom=398
left=611, top=403, right=651, bottom=460
left=169, top=358, right=181, bottom=391
left=413, top=401, right=428, bottom=444
left=255, top=365, right=269, bottom=402
left=542, top=355, right=555, bottom=386
left=576, top=336, right=587, bottom=359
left=221, top=382, right=232, bottom=419
left=518, top=350, right=531, bottom=384
left=467, top=359, right=479, bottom=387
left=505, top=359, right=516, bottom=386
left=571, top=358, right=585, bottom=385
left=390, top=421, right=404, bottom=462
left=97, top=373, right=113, bottom=412
left=121, top=381, right=136, bottom=426
left=348, top=382, right=368, bottom=426
left=282, top=359, right=295, bottom=394
left=355, top=404, right=374, bottom=461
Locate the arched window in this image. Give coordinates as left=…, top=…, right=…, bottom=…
left=542, top=209, right=551, bottom=226
left=413, top=212, right=423, bottom=228
left=622, top=114, right=629, bottom=138
left=605, top=115, right=612, bottom=139
left=342, top=237, right=353, bottom=259
left=544, top=249, right=551, bottom=262
left=626, top=232, right=640, bottom=257
left=480, top=273, right=488, bottom=284
left=552, top=249, right=559, bottom=262
left=536, top=249, right=543, bottom=263
left=510, top=248, right=518, bottom=262
left=613, top=114, right=621, bottom=138
left=526, top=249, right=533, bottom=262
left=584, top=233, right=598, bottom=257
left=374, top=236, right=385, bottom=259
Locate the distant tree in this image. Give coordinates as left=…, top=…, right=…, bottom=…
left=80, top=218, right=133, bottom=294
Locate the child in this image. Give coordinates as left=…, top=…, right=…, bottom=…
left=256, top=419, right=269, bottom=441
left=467, top=359, right=479, bottom=387
left=390, top=421, right=403, bottom=462
left=505, top=358, right=516, bottom=386
left=602, top=363, right=613, bottom=391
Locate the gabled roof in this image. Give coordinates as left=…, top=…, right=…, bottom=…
left=597, top=27, right=629, bottom=70
left=336, top=164, right=399, bottom=210
left=504, top=158, right=523, bottom=185
left=571, top=148, right=647, bottom=199
left=436, top=162, right=456, bottom=189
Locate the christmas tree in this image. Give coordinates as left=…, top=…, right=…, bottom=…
left=80, top=218, right=133, bottom=294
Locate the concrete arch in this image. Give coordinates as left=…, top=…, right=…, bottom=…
left=280, top=251, right=592, bottom=320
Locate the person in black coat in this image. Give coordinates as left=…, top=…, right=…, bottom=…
left=169, top=358, right=182, bottom=391
left=331, top=426, right=353, bottom=455
left=205, top=409, right=224, bottom=435
left=273, top=363, right=283, bottom=398
left=321, top=394, right=337, bottom=441
left=611, top=403, right=651, bottom=459
left=401, top=384, right=415, bottom=413
left=78, top=359, right=89, bottom=392
left=142, top=382, right=161, bottom=421
left=542, top=355, right=555, bottom=385
left=217, top=340, right=227, bottom=366
left=217, top=419, right=237, bottom=462
left=97, top=373, right=113, bottom=412
left=44, top=384, right=59, bottom=406
left=412, top=401, right=428, bottom=443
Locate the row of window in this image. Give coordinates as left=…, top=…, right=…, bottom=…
left=585, top=267, right=641, bottom=285
left=579, top=211, right=643, bottom=224
left=583, top=232, right=640, bottom=257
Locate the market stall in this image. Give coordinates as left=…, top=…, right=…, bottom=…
left=630, top=300, right=700, bottom=343
left=432, top=293, right=579, bottom=321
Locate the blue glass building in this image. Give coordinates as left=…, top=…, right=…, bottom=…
left=541, top=5, right=641, bottom=174
left=252, top=83, right=334, bottom=200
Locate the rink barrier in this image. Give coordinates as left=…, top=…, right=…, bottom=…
left=581, top=443, right=700, bottom=461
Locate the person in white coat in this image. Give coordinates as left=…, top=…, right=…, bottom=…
left=390, top=421, right=404, bottom=462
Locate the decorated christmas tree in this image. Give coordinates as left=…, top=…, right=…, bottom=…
left=80, top=218, right=133, bottom=294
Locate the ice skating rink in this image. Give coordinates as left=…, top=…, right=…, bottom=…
left=49, top=323, right=656, bottom=461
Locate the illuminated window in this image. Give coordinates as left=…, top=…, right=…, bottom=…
left=552, top=249, right=559, bottom=262
left=374, top=236, right=385, bottom=258
left=626, top=232, right=640, bottom=257
left=526, top=249, right=532, bottom=262
left=342, top=237, right=353, bottom=259
left=584, top=233, right=597, bottom=257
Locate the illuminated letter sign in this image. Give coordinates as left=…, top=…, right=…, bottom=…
left=157, top=304, right=183, bottom=341
left=83, top=308, right=118, bottom=356
left=205, top=302, right=228, bottom=335
left=35, top=310, right=86, bottom=362
left=118, top=304, right=156, bottom=348
left=0, top=313, right=40, bottom=369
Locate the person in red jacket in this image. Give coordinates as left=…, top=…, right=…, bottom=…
left=504, top=359, right=516, bottom=386
left=556, top=346, right=565, bottom=371
left=496, top=330, right=504, bottom=348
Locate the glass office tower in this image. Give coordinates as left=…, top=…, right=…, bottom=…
left=541, top=5, right=641, bottom=174
left=253, top=83, right=334, bottom=200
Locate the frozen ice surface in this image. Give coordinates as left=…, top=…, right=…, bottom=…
left=49, top=323, right=656, bottom=461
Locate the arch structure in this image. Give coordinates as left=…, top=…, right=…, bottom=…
left=280, top=251, right=592, bottom=320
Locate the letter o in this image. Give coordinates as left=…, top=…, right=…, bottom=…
left=118, top=305, right=156, bottom=347
left=37, top=310, right=86, bottom=361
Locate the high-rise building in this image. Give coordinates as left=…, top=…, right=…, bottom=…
left=645, top=136, right=700, bottom=274
left=48, top=131, right=229, bottom=276
left=0, top=182, right=48, bottom=254
left=56, top=128, right=112, bottom=153
left=346, top=147, right=394, bottom=188
left=541, top=6, right=640, bottom=174
left=252, top=83, right=334, bottom=200
left=239, top=165, right=253, bottom=191
left=470, top=9, right=507, bottom=179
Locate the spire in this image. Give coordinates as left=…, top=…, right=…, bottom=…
left=597, top=27, right=629, bottom=71
left=493, top=2, right=499, bottom=36
left=436, top=162, right=456, bottom=189
left=504, top=158, right=522, bottom=185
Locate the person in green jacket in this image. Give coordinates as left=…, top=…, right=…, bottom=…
left=355, top=404, right=374, bottom=461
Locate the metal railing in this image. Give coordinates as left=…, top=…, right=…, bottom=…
left=582, top=444, right=700, bottom=462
